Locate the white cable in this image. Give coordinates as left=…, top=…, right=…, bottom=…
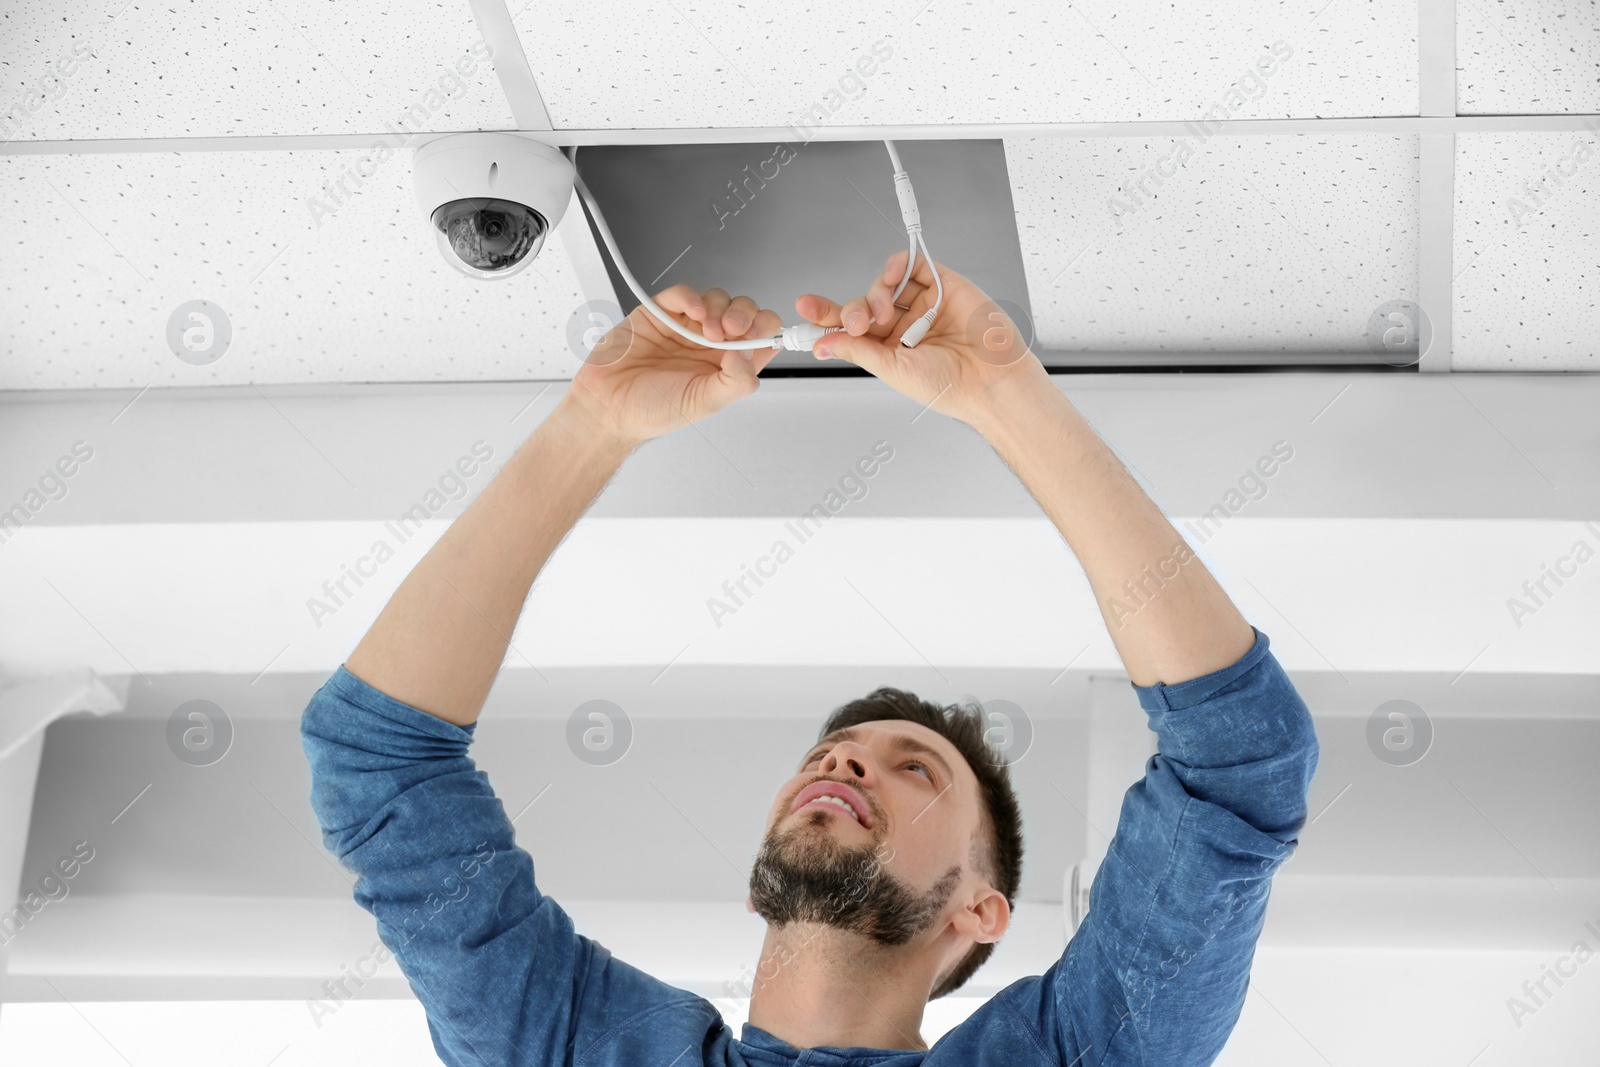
left=568, top=146, right=781, bottom=352
left=891, top=230, right=917, bottom=306
left=566, top=141, right=942, bottom=353
left=898, top=229, right=943, bottom=348
left=889, top=225, right=929, bottom=345
left=882, top=141, right=943, bottom=347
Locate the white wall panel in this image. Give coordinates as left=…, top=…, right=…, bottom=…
left=516, top=0, right=1419, bottom=130
left=2, top=518, right=1595, bottom=678
left=0, top=0, right=512, bottom=142
left=5, top=888, right=1597, bottom=1064
left=1006, top=135, right=1420, bottom=352
left=0, top=151, right=589, bottom=388
left=1454, top=131, right=1600, bottom=370
left=0, top=999, right=446, bottom=1067
left=1457, top=0, right=1600, bottom=114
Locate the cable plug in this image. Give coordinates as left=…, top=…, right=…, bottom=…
left=894, top=172, right=922, bottom=235
left=899, top=310, right=937, bottom=348
left=776, top=322, right=844, bottom=352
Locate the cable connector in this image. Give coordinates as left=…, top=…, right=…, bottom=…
left=899, top=310, right=937, bottom=348
left=775, top=322, right=843, bottom=352
left=894, top=172, right=922, bottom=235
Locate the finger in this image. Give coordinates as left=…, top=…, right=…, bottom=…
left=654, top=284, right=707, bottom=321
left=867, top=249, right=930, bottom=326
left=796, top=249, right=931, bottom=339
left=794, top=292, right=846, bottom=329
left=812, top=324, right=890, bottom=378
left=838, top=290, right=877, bottom=337
left=722, top=295, right=762, bottom=338
left=796, top=291, right=881, bottom=336
left=699, top=288, right=733, bottom=341
left=888, top=244, right=940, bottom=296
left=744, top=305, right=784, bottom=345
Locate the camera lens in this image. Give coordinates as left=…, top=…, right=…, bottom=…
left=430, top=198, right=549, bottom=279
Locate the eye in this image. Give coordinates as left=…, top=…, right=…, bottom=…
left=800, top=750, right=934, bottom=783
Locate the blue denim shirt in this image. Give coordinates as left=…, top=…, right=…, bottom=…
left=301, top=626, right=1317, bottom=1066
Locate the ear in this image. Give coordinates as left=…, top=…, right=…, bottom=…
left=746, top=894, right=756, bottom=914
left=956, top=888, right=1010, bottom=945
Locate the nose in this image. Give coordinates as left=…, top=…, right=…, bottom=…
left=817, top=743, right=874, bottom=788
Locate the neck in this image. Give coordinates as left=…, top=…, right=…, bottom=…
left=744, top=921, right=932, bottom=1053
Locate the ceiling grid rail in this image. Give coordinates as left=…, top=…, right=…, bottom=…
left=465, top=0, right=552, bottom=131
left=1417, top=0, right=1456, bottom=373
left=10, top=119, right=1600, bottom=158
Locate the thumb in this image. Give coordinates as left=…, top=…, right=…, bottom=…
left=815, top=330, right=889, bottom=374
left=704, top=346, right=763, bottom=410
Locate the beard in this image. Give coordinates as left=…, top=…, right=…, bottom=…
left=747, top=805, right=963, bottom=946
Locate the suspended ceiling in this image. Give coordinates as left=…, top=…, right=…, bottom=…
left=3, top=0, right=1598, bottom=385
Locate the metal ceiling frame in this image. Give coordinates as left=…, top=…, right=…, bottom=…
left=1417, top=0, right=1456, bottom=373
left=463, top=0, right=553, bottom=132
left=8, top=114, right=1597, bottom=156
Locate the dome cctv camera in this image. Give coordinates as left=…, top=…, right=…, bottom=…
left=412, top=132, right=575, bottom=280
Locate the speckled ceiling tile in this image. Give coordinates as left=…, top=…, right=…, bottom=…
left=0, top=149, right=590, bottom=388
left=1006, top=134, right=1421, bottom=353
left=1453, top=130, right=1600, bottom=371
left=0, top=0, right=513, bottom=141
left=1457, top=0, right=1600, bottom=115
left=515, top=0, right=1419, bottom=129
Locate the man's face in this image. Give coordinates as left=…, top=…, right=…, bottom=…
left=748, top=720, right=977, bottom=946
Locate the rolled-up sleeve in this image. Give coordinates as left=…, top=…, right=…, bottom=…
left=1057, top=626, right=1319, bottom=1066
left=299, top=664, right=586, bottom=1067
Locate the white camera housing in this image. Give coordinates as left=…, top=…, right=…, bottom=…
left=412, top=132, right=575, bottom=280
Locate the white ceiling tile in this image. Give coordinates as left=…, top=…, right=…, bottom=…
left=0, top=150, right=588, bottom=388
left=1453, top=131, right=1600, bottom=371
left=1006, top=135, right=1420, bottom=352
left=0, top=0, right=513, bottom=140
left=515, top=0, right=1418, bottom=129
left=1457, top=0, right=1600, bottom=114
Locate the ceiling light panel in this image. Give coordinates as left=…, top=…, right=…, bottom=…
left=514, top=0, right=1418, bottom=129
left=1452, top=132, right=1600, bottom=371
left=0, top=151, right=589, bottom=389
left=1457, top=0, right=1600, bottom=114
left=0, top=1, right=512, bottom=141
left=1006, top=135, right=1420, bottom=355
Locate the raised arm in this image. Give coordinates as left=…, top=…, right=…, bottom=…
left=342, top=400, right=633, bottom=726
left=803, top=251, right=1253, bottom=687
left=343, top=284, right=784, bottom=726
left=967, top=370, right=1255, bottom=687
